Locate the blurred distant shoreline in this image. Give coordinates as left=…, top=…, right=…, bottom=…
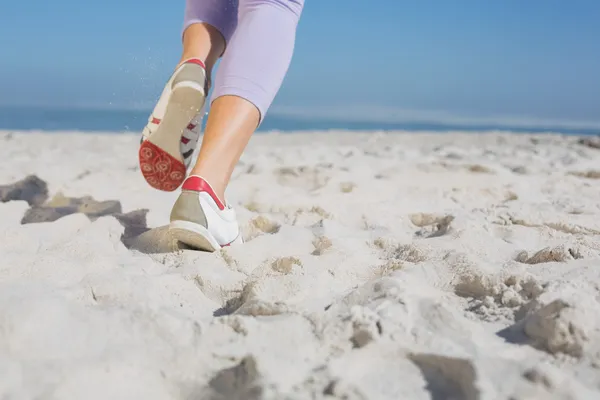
left=0, top=105, right=597, bottom=136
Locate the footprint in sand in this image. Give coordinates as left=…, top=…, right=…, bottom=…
left=312, top=235, right=332, bottom=255
left=516, top=245, right=584, bottom=264
left=243, top=215, right=281, bottom=241
left=569, top=170, right=600, bottom=179
left=274, top=166, right=329, bottom=191
left=409, top=213, right=455, bottom=238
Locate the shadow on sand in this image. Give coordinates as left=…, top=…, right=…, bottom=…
left=1, top=175, right=178, bottom=254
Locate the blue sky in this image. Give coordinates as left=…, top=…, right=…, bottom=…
left=2, top=0, right=600, bottom=127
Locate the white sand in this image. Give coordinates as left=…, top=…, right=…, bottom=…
left=1, top=130, right=600, bottom=399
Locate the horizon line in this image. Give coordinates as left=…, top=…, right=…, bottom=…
left=0, top=103, right=599, bottom=132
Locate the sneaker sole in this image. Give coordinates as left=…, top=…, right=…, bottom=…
left=139, top=82, right=205, bottom=192
left=169, top=220, right=221, bottom=252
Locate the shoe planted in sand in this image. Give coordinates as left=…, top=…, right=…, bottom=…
left=169, top=175, right=243, bottom=251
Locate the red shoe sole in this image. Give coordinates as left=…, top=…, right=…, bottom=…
left=139, top=140, right=186, bottom=192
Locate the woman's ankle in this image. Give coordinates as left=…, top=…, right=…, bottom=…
left=188, top=168, right=227, bottom=203
left=180, top=23, right=224, bottom=72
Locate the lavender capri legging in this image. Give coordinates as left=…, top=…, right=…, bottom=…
left=183, top=0, right=304, bottom=121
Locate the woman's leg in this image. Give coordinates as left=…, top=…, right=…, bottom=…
left=181, top=0, right=239, bottom=82
left=169, top=0, right=303, bottom=251
left=189, top=0, right=305, bottom=200
left=138, top=0, right=237, bottom=191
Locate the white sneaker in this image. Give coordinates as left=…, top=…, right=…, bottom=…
left=139, top=58, right=207, bottom=192
left=169, top=175, right=243, bottom=251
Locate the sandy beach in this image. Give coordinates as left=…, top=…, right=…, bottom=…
left=1, top=130, right=600, bottom=399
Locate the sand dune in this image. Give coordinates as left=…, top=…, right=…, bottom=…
left=1, top=130, right=600, bottom=399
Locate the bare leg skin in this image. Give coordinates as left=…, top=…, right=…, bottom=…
left=178, top=22, right=255, bottom=201
left=179, top=23, right=225, bottom=88
left=189, top=95, right=259, bottom=200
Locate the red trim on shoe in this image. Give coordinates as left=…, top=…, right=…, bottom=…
left=184, top=58, right=206, bottom=69
left=221, top=234, right=240, bottom=247
left=181, top=136, right=191, bottom=144
left=187, top=123, right=196, bottom=130
left=151, top=117, right=161, bottom=125
left=182, top=176, right=225, bottom=210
